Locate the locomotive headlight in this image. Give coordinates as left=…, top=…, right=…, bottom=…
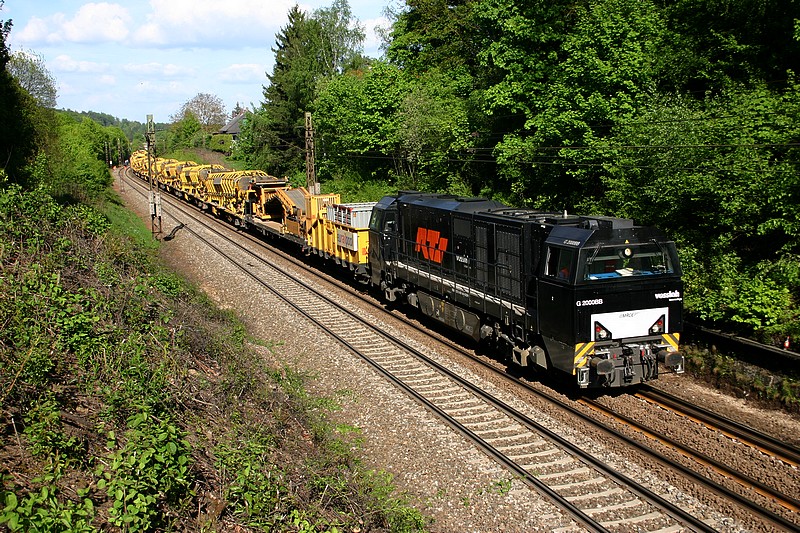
left=594, top=321, right=612, bottom=341
left=650, top=315, right=666, bottom=334
left=619, top=247, right=634, bottom=259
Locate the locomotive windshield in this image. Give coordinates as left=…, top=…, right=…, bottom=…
left=579, top=241, right=679, bottom=281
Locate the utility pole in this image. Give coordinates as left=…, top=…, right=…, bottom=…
left=117, top=137, right=124, bottom=192
left=146, top=114, right=162, bottom=238
left=305, top=111, right=319, bottom=195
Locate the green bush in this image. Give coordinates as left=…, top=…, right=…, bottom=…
left=96, top=410, right=194, bottom=531
left=0, top=185, right=428, bottom=531
left=211, top=134, right=234, bottom=153
left=0, top=466, right=96, bottom=532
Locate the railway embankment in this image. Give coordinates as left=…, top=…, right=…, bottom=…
left=0, top=183, right=425, bottom=531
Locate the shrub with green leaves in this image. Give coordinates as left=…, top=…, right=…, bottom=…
left=0, top=183, right=427, bottom=531
left=1, top=466, right=96, bottom=533
left=23, top=395, right=83, bottom=460
left=96, top=410, right=194, bottom=531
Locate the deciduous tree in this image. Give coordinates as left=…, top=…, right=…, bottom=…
left=8, top=49, right=57, bottom=108
left=311, top=0, right=366, bottom=76
left=249, top=1, right=366, bottom=177
left=170, top=112, right=202, bottom=149
left=172, top=93, right=227, bottom=131
left=314, top=61, right=407, bottom=183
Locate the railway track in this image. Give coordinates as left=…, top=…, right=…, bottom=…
left=122, top=169, right=800, bottom=530
left=636, top=387, right=800, bottom=468
left=578, top=395, right=800, bottom=525
left=425, top=335, right=800, bottom=530
left=120, top=169, right=724, bottom=531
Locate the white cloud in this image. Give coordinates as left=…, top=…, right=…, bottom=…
left=14, top=16, right=53, bottom=44
left=133, top=80, right=187, bottom=96
left=219, top=63, right=265, bottom=83
left=123, top=62, right=195, bottom=77
left=62, top=3, right=131, bottom=43
left=133, top=0, right=296, bottom=48
left=15, top=3, right=131, bottom=45
left=99, top=74, right=117, bottom=85
left=133, top=21, right=169, bottom=46
left=52, top=54, right=108, bottom=73
left=147, top=0, right=294, bottom=25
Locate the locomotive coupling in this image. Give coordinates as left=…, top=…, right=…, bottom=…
left=479, top=324, right=495, bottom=340
left=590, top=357, right=615, bottom=376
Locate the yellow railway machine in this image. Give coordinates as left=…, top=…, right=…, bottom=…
left=321, top=202, right=376, bottom=278
left=179, top=164, right=226, bottom=198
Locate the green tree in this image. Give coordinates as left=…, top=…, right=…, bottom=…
left=311, top=0, right=366, bottom=76
left=655, top=0, right=800, bottom=94
left=386, top=0, right=481, bottom=77
left=172, top=93, right=227, bottom=132
left=0, top=6, right=40, bottom=186
left=396, top=69, right=475, bottom=193
left=170, top=111, right=202, bottom=150
left=602, top=84, right=800, bottom=338
left=252, top=4, right=316, bottom=175
left=314, top=61, right=408, bottom=183
left=47, top=115, right=115, bottom=199
left=476, top=0, right=668, bottom=209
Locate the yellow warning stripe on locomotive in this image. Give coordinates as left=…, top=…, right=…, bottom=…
left=662, top=333, right=680, bottom=351
left=573, top=342, right=595, bottom=373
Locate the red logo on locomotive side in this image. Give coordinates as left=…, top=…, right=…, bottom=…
left=415, top=227, right=448, bottom=263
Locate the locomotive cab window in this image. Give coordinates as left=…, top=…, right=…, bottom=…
left=545, top=246, right=576, bottom=282
left=370, top=210, right=396, bottom=233
left=383, top=213, right=396, bottom=232
left=580, top=241, right=678, bottom=280
left=369, top=210, right=383, bottom=231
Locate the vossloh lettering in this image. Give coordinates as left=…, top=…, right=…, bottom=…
left=654, top=290, right=681, bottom=300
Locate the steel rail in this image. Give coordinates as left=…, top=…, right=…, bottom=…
left=638, top=386, right=800, bottom=467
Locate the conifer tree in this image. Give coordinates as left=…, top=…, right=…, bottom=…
left=249, top=1, right=365, bottom=178
left=252, top=5, right=315, bottom=176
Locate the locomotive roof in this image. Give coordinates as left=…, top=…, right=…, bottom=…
left=385, top=192, right=666, bottom=240
left=396, top=192, right=505, bottom=213
left=482, top=207, right=635, bottom=229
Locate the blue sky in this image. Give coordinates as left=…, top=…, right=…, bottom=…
left=3, top=0, right=394, bottom=122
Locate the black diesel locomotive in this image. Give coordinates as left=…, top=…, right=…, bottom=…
left=369, top=192, right=684, bottom=388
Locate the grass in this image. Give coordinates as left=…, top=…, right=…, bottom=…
left=0, top=183, right=428, bottom=532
